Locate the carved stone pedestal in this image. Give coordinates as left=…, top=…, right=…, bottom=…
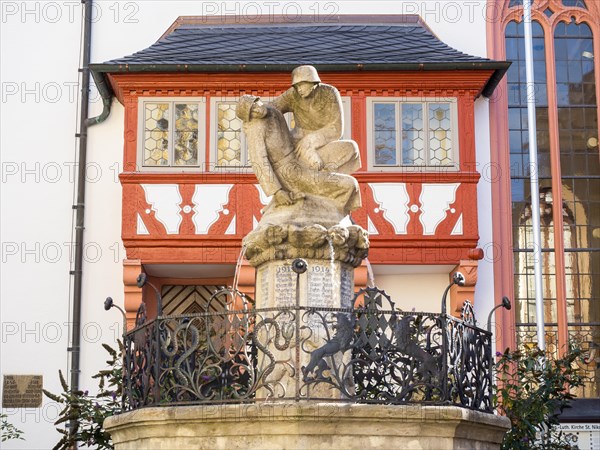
left=253, top=258, right=356, bottom=400
left=244, top=221, right=368, bottom=400
left=105, top=403, right=510, bottom=450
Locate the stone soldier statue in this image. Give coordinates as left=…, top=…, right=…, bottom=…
left=236, top=94, right=360, bottom=216
left=271, top=65, right=361, bottom=174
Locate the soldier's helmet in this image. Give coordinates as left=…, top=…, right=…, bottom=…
left=291, top=65, right=321, bottom=85
left=236, top=95, right=260, bottom=122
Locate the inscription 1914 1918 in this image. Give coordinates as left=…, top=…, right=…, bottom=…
left=274, top=264, right=296, bottom=306
left=2, top=375, right=43, bottom=408
left=259, top=261, right=355, bottom=309
left=307, top=264, right=354, bottom=308
left=308, top=264, right=333, bottom=308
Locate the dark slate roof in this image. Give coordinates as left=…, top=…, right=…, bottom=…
left=91, top=16, right=509, bottom=97
left=104, top=24, right=488, bottom=66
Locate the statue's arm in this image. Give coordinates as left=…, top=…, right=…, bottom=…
left=248, top=129, right=283, bottom=197
left=270, top=88, right=293, bottom=114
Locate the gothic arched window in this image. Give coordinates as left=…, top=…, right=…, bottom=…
left=501, top=0, right=599, bottom=399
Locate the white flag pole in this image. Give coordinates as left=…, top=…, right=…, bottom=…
left=523, top=0, right=546, bottom=351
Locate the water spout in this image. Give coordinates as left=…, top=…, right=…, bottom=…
left=326, top=236, right=340, bottom=303
left=365, top=258, right=375, bottom=287
left=232, top=245, right=247, bottom=293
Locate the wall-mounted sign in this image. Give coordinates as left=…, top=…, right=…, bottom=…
left=2, top=375, right=43, bottom=408
left=558, top=423, right=600, bottom=450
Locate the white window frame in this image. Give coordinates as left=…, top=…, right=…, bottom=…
left=340, top=97, right=352, bottom=140
left=209, top=96, right=352, bottom=171
left=366, top=97, right=459, bottom=172
left=137, top=97, right=206, bottom=171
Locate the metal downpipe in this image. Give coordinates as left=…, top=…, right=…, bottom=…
left=69, top=0, right=93, bottom=413
left=69, top=0, right=112, bottom=438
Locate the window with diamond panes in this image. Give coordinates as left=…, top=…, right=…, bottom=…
left=428, top=103, right=453, bottom=165
left=140, top=99, right=204, bottom=168
left=216, top=101, right=246, bottom=168
left=370, top=100, right=457, bottom=168
left=143, top=102, right=170, bottom=166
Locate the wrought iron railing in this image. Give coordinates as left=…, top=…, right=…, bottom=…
left=121, top=287, right=493, bottom=412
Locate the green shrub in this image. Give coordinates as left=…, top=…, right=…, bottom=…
left=494, top=345, right=584, bottom=450
left=1, top=413, right=24, bottom=442
left=43, top=342, right=123, bottom=450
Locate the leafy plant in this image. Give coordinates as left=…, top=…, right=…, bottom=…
left=1, top=413, right=24, bottom=442
left=494, top=345, right=584, bottom=450
left=43, top=342, right=124, bottom=450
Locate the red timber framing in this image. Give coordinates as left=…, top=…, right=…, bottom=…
left=487, top=0, right=600, bottom=354
left=110, top=70, right=493, bottom=266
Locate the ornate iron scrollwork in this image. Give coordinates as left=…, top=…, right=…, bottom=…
left=121, top=287, right=493, bottom=412
left=460, top=300, right=476, bottom=326
left=302, top=312, right=355, bottom=381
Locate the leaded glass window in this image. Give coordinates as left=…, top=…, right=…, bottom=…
left=374, top=103, right=397, bottom=165
left=216, top=102, right=246, bottom=167
left=144, top=103, right=170, bottom=166
left=402, top=104, right=425, bottom=165
left=428, top=103, right=453, bottom=165
left=371, top=99, right=457, bottom=168
left=140, top=99, right=203, bottom=168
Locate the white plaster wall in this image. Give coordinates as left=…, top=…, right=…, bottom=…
left=79, top=102, right=124, bottom=397
left=0, top=3, right=123, bottom=448
left=372, top=268, right=451, bottom=313
left=473, top=97, right=497, bottom=328
left=1, top=6, right=84, bottom=448
left=1, top=1, right=493, bottom=447
left=340, top=0, right=489, bottom=58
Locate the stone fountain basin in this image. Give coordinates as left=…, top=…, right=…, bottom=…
left=105, top=402, right=510, bottom=450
